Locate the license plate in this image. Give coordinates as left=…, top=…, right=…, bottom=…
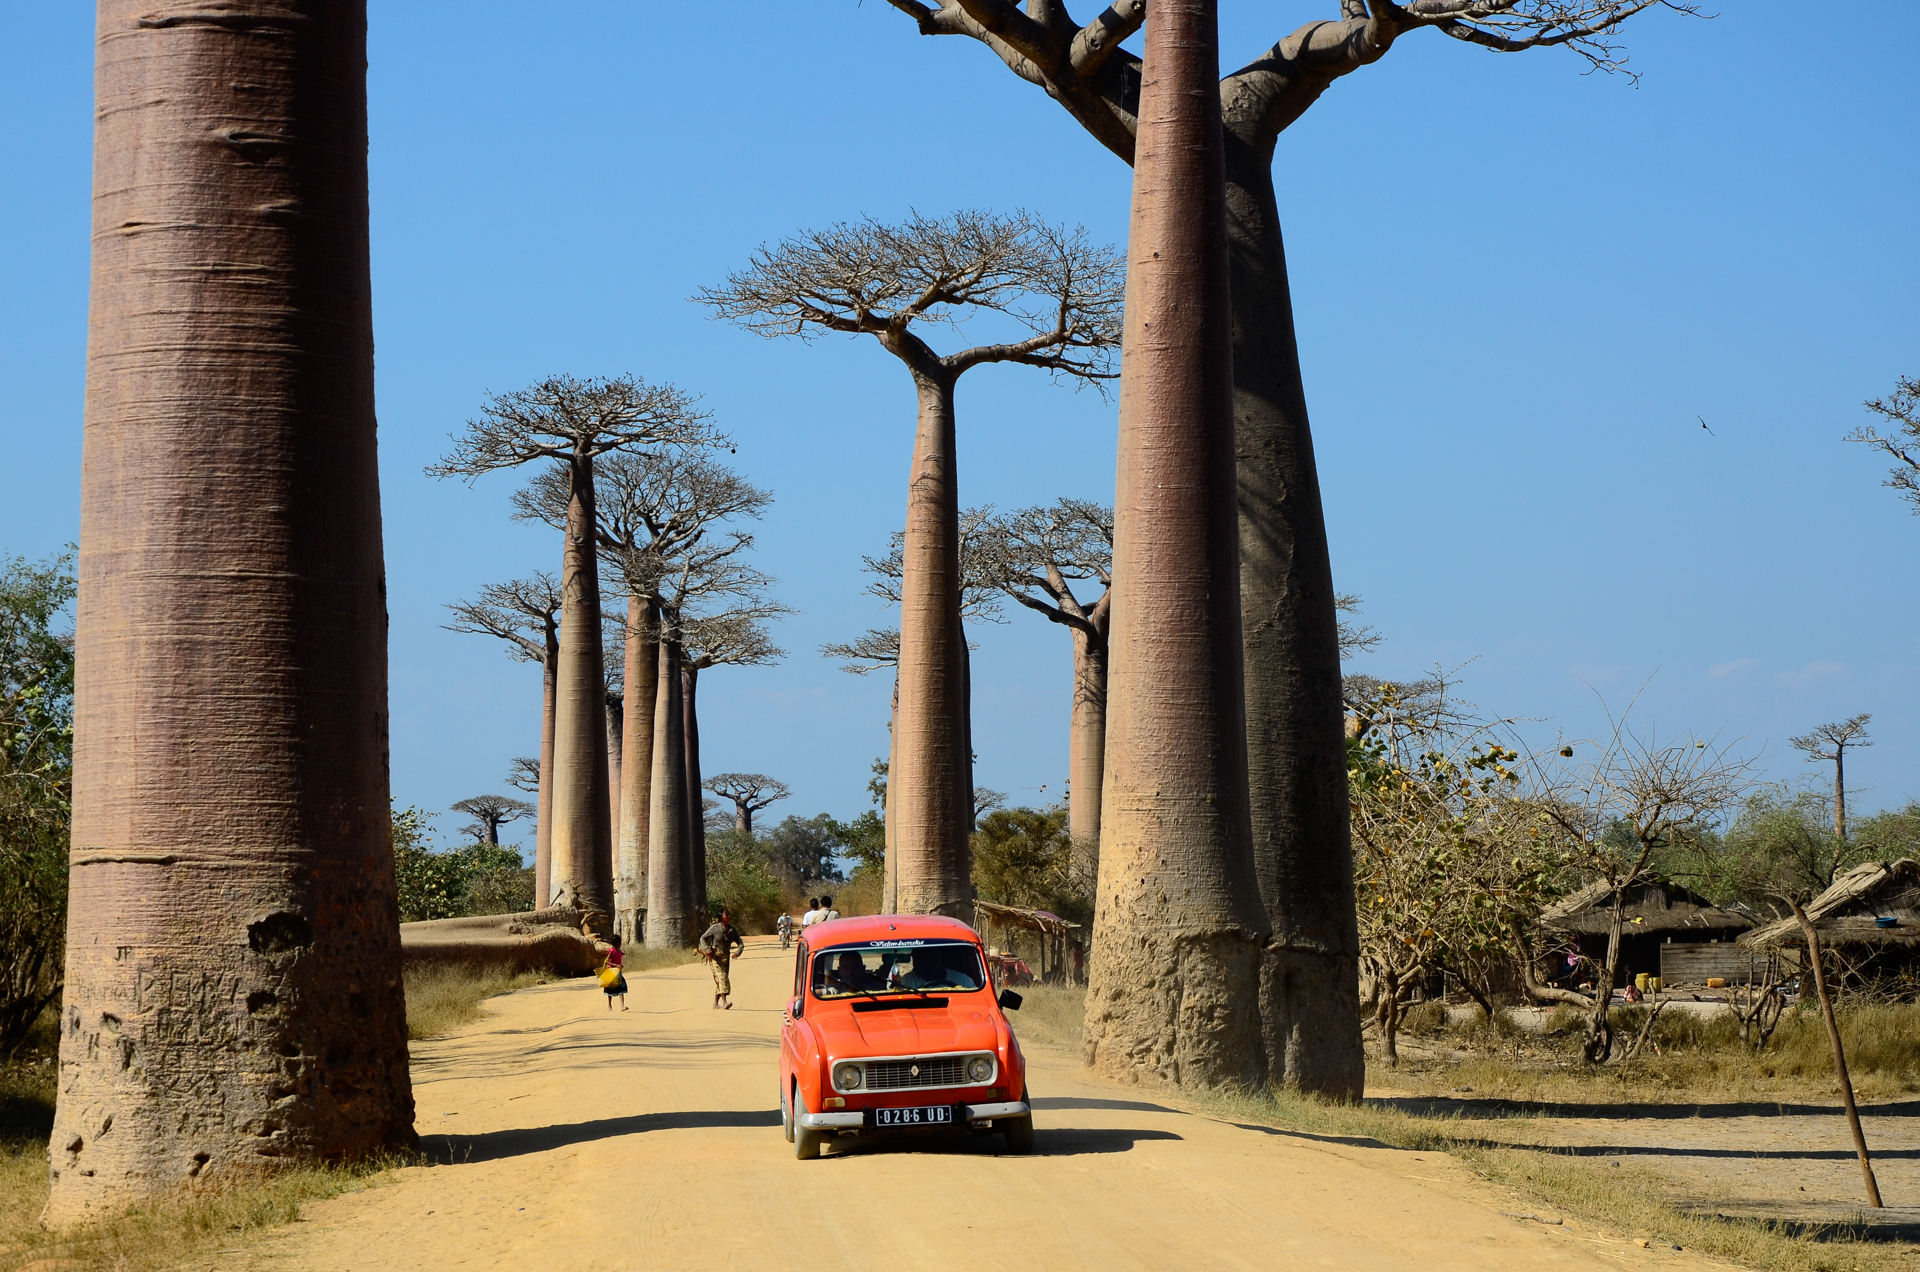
left=870, top=1104, right=954, bottom=1127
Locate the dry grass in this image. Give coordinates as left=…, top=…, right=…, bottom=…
left=1006, top=983, right=1085, bottom=1056
left=1382, top=998, right=1920, bottom=1105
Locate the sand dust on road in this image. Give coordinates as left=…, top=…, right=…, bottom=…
left=261, top=939, right=1721, bottom=1271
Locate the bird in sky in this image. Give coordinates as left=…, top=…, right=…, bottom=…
left=1698, top=415, right=1716, bottom=436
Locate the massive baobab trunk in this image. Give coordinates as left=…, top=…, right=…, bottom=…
left=534, top=632, right=558, bottom=906
left=1068, top=626, right=1108, bottom=872
left=605, top=688, right=624, bottom=856
left=891, top=376, right=973, bottom=918
left=50, top=0, right=414, bottom=1221
left=883, top=675, right=900, bottom=912
left=1085, top=0, right=1269, bottom=1091
left=645, top=637, right=692, bottom=947
left=1224, top=137, right=1364, bottom=1100
left=683, top=665, right=708, bottom=923
left=616, top=597, right=657, bottom=946
left=548, top=459, right=614, bottom=933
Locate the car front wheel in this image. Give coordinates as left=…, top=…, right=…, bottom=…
left=794, top=1120, right=823, bottom=1161
left=1001, top=1088, right=1034, bottom=1154
left=781, top=1082, right=795, bottom=1144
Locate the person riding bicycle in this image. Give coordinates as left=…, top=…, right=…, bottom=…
left=776, top=912, right=793, bottom=948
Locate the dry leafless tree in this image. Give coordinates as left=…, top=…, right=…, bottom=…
left=1847, top=375, right=1920, bottom=512
left=445, top=574, right=562, bottom=897
left=705, top=773, right=792, bottom=837
left=702, top=210, right=1122, bottom=920
left=979, top=500, right=1112, bottom=872
left=886, top=0, right=1696, bottom=1099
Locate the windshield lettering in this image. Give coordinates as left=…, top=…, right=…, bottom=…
left=811, top=940, right=985, bottom=999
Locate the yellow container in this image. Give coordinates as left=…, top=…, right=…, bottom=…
left=1634, top=973, right=1650, bottom=992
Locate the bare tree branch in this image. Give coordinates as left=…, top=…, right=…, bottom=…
left=425, top=374, right=721, bottom=480
left=821, top=627, right=901, bottom=675
left=444, top=574, right=561, bottom=665
left=1848, top=375, right=1920, bottom=514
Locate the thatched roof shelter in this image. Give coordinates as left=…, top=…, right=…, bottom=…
left=1538, top=878, right=1753, bottom=939
left=972, top=899, right=1080, bottom=938
left=1741, top=860, right=1920, bottom=950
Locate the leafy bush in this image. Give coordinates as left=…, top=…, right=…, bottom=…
left=971, top=806, right=1089, bottom=925
left=704, top=828, right=784, bottom=932
left=0, top=552, right=74, bottom=1058
left=391, top=805, right=532, bottom=922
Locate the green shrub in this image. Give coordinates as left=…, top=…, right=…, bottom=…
left=1401, top=1000, right=1448, bottom=1035
left=391, top=806, right=533, bottom=922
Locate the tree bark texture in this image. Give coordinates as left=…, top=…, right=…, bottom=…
left=615, top=597, right=657, bottom=946
left=883, top=674, right=899, bottom=913
left=52, top=0, right=414, bottom=1221
left=547, top=458, right=614, bottom=933
left=683, top=665, right=708, bottom=924
left=1068, top=625, right=1109, bottom=878
left=1085, top=0, right=1270, bottom=1092
left=1223, top=136, right=1363, bottom=1097
left=535, top=649, right=556, bottom=906
left=645, top=638, right=691, bottom=948
left=605, top=692, right=623, bottom=853
left=892, top=377, right=974, bottom=919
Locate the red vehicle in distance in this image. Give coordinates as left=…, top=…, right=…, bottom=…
left=780, top=914, right=1032, bottom=1160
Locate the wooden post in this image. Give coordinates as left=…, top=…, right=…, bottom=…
left=1794, top=900, right=1882, bottom=1208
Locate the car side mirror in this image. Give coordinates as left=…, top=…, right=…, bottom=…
left=790, top=996, right=802, bottom=1018
left=998, top=989, right=1023, bottom=1012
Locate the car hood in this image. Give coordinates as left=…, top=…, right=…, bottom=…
left=810, top=1002, right=1000, bottom=1059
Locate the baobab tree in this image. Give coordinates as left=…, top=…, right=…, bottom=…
left=517, top=450, right=772, bottom=945
left=683, top=610, right=790, bottom=922
left=452, top=794, right=537, bottom=847
left=886, top=0, right=1694, bottom=1097
left=841, top=507, right=1005, bottom=910
left=706, top=774, right=792, bottom=836
left=1791, top=715, right=1873, bottom=843
left=1079, top=0, right=1270, bottom=1091
left=429, top=375, right=718, bottom=932
left=981, top=499, right=1112, bottom=876
left=703, top=211, right=1123, bottom=918
left=51, top=2, right=414, bottom=1220
left=445, top=574, right=561, bottom=901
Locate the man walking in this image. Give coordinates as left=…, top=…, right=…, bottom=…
left=699, top=908, right=746, bottom=1010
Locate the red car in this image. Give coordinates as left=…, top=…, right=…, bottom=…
left=779, top=913, right=1032, bottom=1160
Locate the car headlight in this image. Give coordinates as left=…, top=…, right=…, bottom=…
left=833, top=1062, right=863, bottom=1091
left=966, top=1055, right=994, bottom=1084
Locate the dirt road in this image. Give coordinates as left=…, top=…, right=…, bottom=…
left=264, top=940, right=1716, bottom=1271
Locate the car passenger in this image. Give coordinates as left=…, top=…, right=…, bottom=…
left=902, top=947, right=977, bottom=991
left=828, top=951, right=884, bottom=993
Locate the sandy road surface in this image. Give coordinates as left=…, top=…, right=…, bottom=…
left=264, top=940, right=1718, bottom=1271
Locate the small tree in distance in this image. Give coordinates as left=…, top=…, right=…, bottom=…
left=703, top=211, right=1123, bottom=920
left=1790, top=714, right=1871, bottom=842
left=705, top=773, right=791, bottom=836
left=451, top=794, right=537, bottom=847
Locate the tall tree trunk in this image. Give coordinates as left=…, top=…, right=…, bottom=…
left=616, top=597, right=657, bottom=946
left=1222, top=134, right=1364, bottom=1099
left=1085, top=0, right=1269, bottom=1091
left=1795, top=901, right=1882, bottom=1208
left=548, top=453, right=614, bottom=934
left=1068, top=625, right=1108, bottom=885
left=1834, top=752, right=1848, bottom=842
left=645, top=636, right=691, bottom=948
left=51, top=0, right=414, bottom=1221
left=606, top=691, right=623, bottom=849
left=535, top=645, right=556, bottom=906
left=892, top=374, right=973, bottom=918
left=684, top=665, right=708, bottom=925
left=884, top=674, right=899, bottom=913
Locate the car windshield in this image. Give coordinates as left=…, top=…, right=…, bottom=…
left=810, top=940, right=985, bottom=999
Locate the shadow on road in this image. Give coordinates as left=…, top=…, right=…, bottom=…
left=820, top=1125, right=1183, bottom=1161
left=1370, top=1096, right=1920, bottom=1123
left=1031, top=1096, right=1181, bottom=1116
left=424, top=1108, right=780, bottom=1164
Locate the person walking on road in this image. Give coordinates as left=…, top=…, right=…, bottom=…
left=820, top=895, right=839, bottom=922
left=699, top=909, right=746, bottom=1010
left=801, top=897, right=821, bottom=928
left=600, top=933, right=629, bottom=1011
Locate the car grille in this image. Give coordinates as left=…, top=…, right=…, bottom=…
left=865, top=1056, right=967, bottom=1091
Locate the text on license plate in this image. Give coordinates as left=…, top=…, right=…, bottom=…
left=872, top=1104, right=953, bottom=1127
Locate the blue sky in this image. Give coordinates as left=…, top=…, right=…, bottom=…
left=3, top=4, right=1917, bottom=854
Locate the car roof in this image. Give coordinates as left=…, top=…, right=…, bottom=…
left=802, top=913, right=980, bottom=946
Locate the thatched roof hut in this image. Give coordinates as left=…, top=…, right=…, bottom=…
left=1741, top=860, right=1920, bottom=951
left=1539, top=878, right=1754, bottom=939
